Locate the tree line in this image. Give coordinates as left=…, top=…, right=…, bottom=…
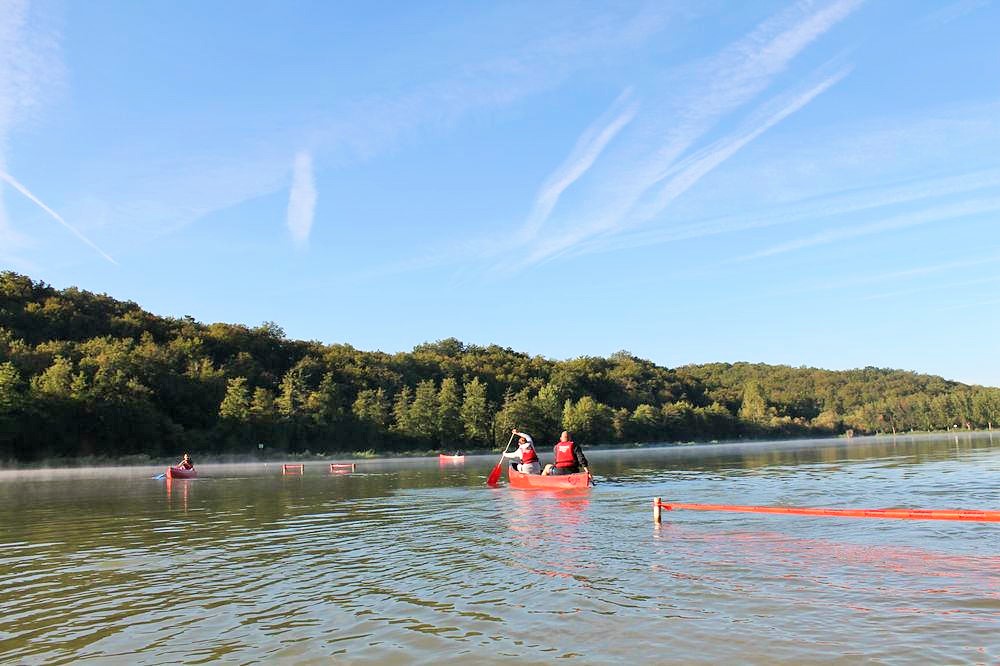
left=1, top=271, right=998, bottom=463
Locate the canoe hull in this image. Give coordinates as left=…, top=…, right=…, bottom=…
left=438, top=454, right=465, bottom=463
left=166, top=466, right=197, bottom=480
left=508, top=466, right=590, bottom=490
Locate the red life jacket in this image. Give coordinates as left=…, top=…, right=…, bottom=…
left=520, top=443, right=538, bottom=464
left=554, top=441, right=576, bottom=468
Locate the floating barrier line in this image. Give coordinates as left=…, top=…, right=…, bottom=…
left=652, top=497, right=1000, bottom=524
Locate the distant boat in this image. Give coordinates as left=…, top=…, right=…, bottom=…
left=166, top=466, right=197, bottom=480
left=438, top=453, right=465, bottom=463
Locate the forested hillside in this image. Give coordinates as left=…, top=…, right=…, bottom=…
left=1, top=272, right=998, bottom=462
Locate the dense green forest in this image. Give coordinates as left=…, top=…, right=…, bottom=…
left=1, top=271, right=998, bottom=463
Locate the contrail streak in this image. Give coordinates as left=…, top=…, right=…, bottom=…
left=0, top=170, right=117, bottom=264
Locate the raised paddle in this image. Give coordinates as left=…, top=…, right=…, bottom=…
left=486, top=433, right=516, bottom=486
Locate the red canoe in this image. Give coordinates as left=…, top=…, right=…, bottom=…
left=166, top=466, right=197, bottom=480
left=508, top=466, right=591, bottom=490
left=438, top=454, right=465, bottom=462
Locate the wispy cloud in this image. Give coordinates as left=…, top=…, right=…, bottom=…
left=0, top=0, right=35, bottom=241
left=764, top=252, right=1000, bottom=301
left=313, top=6, right=675, bottom=166
left=918, top=0, right=991, bottom=27
left=504, top=0, right=862, bottom=269
left=0, top=170, right=117, bottom=264
left=861, top=274, right=1000, bottom=302
left=0, top=0, right=73, bottom=261
left=44, top=5, right=676, bottom=261
left=286, top=151, right=317, bottom=246
left=518, top=88, right=637, bottom=242
left=815, top=252, right=1000, bottom=291
left=939, top=296, right=1000, bottom=312
left=738, top=196, right=1000, bottom=262
left=575, top=166, right=1000, bottom=258
left=630, top=69, right=849, bottom=231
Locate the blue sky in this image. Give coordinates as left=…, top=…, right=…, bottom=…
left=2, top=0, right=1000, bottom=385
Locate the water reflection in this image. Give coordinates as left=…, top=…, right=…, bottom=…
left=164, top=477, right=190, bottom=512
left=503, top=489, right=591, bottom=548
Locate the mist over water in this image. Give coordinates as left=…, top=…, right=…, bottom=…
left=1, top=434, right=997, bottom=664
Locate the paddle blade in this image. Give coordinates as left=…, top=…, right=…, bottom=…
left=153, top=473, right=166, bottom=480
left=486, top=462, right=503, bottom=486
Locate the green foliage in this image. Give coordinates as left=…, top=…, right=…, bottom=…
left=0, top=362, right=23, bottom=413
left=562, top=396, right=613, bottom=444
left=392, top=386, right=414, bottom=435
left=408, top=379, right=439, bottom=441
left=276, top=370, right=303, bottom=417
left=495, top=388, right=545, bottom=443
left=2, top=270, right=999, bottom=462
left=460, top=377, right=491, bottom=445
left=533, top=383, right=563, bottom=436
left=437, top=377, right=463, bottom=446
left=738, top=380, right=768, bottom=424
left=353, top=388, right=390, bottom=430
left=307, top=373, right=345, bottom=427
left=250, top=387, right=276, bottom=421
left=219, top=377, right=251, bottom=421
left=629, top=403, right=661, bottom=441
left=32, top=355, right=75, bottom=397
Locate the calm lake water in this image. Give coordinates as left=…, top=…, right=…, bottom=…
left=1, top=434, right=998, bottom=664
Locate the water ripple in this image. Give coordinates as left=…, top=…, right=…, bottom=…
left=1, top=436, right=997, bottom=663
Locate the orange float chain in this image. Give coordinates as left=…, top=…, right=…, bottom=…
left=652, top=497, right=1000, bottom=523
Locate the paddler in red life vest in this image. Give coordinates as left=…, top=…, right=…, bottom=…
left=542, top=431, right=590, bottom=476
left=176, top=453, right=194, bottom=470
left=503, top=428, right=541, bottom=474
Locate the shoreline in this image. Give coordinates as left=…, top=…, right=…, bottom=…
left=1, top=430, right=994, bottom=479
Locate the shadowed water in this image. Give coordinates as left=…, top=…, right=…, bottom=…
left=1, top=434, right=998, bottom=664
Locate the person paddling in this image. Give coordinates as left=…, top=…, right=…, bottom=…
left=503, top=428, right=541, bottom=474
left=542, top=431, right=589, bottom=476
left=175, top=453, right=194, bottom=470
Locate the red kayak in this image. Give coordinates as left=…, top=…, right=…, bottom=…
left=438, top=454, right=465, bottom=462
left=166, top=466, right=197, bottom=480
left=508, top=466, right=591, bottom=490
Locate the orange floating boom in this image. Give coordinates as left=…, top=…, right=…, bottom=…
left=652, top=497, right=1000, bottom=524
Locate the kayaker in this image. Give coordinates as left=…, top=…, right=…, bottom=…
left=542, top=431, right=589, bottom=476
left=176, top=453, right=194, bottom=470
left=503, top=428, right=541, bottom=474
